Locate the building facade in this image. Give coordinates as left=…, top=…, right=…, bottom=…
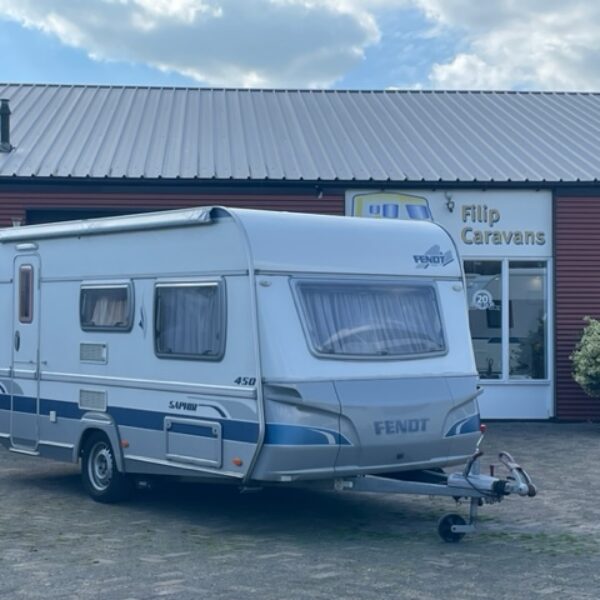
left=1, top=84, right=600, bottom=420
left=347, top=189, right=554, bottom=419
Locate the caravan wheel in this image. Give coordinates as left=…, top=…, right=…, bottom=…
left=437, top=513, right=466, bottom=543
left=81, top=432, right=133, bottom=503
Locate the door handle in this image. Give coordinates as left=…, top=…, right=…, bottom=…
left=14, top=330, right=20, bottom=352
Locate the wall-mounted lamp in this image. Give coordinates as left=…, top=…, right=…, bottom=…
left=315, top=185, right=323, bottom=200
left=444, top=191, right=455, bottom=213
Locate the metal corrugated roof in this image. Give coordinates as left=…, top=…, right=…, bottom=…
left=1, top=84, right=600, bottom=183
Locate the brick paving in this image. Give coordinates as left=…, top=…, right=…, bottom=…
left=1, top=422, right=599, bottom=599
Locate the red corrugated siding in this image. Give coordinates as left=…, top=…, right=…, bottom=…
left=0, top=189, right=345, bottom=226
left=555, top=196, right=600, bottom=420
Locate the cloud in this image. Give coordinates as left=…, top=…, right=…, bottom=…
left=0, top=0, right=381, bottom=87
left=2, top=0, right=600, bottom=91
left=409, top=0, right=600, bottom=91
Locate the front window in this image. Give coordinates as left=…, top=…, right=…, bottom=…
left=295, top=280, right=446, bottom=358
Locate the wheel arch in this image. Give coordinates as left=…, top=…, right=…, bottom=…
left=75, top=417, right=125, bottom=473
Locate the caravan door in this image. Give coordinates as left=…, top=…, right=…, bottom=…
left=10, top=255, right=41, bottom=449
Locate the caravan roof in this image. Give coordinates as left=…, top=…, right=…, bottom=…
left=0, top=206, right=461, bottom=278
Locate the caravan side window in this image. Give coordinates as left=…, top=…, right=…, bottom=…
left=19, top=265, right=34, bottom=324
left=154, top=282, right=225, bottom=361
left=80, top=284, right=134, bottom=331
left=294, top=279, right=446, bottom=359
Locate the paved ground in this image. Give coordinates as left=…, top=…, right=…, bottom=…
left=1, top=422, right=599, bottom=599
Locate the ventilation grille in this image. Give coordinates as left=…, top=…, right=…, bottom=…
left=79, top=389, right=107, bottom=412
left=80, top=343, right=107, bottom=363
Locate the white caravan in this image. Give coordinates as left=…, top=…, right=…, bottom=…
left=0, top=207, right=534, bottom=541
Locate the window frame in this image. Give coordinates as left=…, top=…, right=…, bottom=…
left=153, top=280, right=226, bottom=362
left=79, top=282, right=135, bottom=333
left=464, top=259, right=503, bottom=380
left=18, top=264, right=34, bottom=324
left=508, top=260, right=548, bottom=381
left=291, top=276, right=448, bottom=361
left=463, top=258, right=551, bottom=383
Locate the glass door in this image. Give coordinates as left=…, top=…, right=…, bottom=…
left=508, top=261, right=547, bottom=380
left=464, top=259, right=549, bottom=382
left=464, top=261, right=503, bottom=380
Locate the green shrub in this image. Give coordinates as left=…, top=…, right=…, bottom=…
left=571, top=317, right=600, bottom=398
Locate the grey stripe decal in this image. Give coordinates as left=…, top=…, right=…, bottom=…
left=40, top=372, right=256, bottom=399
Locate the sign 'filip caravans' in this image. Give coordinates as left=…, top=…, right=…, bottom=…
left=460, top=204, right=546, bottom=247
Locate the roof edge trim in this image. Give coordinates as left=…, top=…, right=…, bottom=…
left=0, top=205, right=227, bottom=242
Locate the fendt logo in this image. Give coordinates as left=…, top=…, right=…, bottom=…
left=413, top=244, right=454, bottom=269
left=374, top=419, right=429, bottom=435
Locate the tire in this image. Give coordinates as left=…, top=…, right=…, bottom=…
left=81, top=432, right=133, bottom=503
left=437, top=513, right=466, bottom=543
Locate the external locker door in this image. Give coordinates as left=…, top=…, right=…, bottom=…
left=165, top=417, right=222, bottom=468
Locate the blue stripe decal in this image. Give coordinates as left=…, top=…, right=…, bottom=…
left=109, top=406, right=260, bottom=444
left=2, top=394, right=350, bottom=446
left=220, top=419, right=260, bottom=444
left=13, top=395, right=37, bottom=414
left=264, top=424, right=350, bottom=446
left=41, top=398, right=84, bottom=420
left=0, top=394, right=10, bottom=411
left=169, top=422, right=217, bottom=438
left=445, top=414, right=480, bottom=437
left=110, top=406, right=169, bottom=431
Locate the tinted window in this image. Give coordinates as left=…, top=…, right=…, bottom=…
left=80, top=285, right=133, bottom=331
left=296, top=280, right=446, bottom=358
left=19, top=265, right=33, bottom=324
left=154, top=283, right=225, bottom=361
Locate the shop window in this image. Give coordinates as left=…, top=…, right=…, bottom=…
left=509, top=261, right=547, bottom=379
left=465, top=260, right=548, bottom=381
left=464, top=261, right=502, bottom=379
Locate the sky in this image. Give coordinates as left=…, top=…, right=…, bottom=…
left=0, top=0, right=599, bottom=91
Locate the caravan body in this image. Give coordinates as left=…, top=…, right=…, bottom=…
left=0, top=207, right=480, bottom=492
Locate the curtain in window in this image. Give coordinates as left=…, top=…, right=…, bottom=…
left=157, top=286, right=221, bottom=357
left=81, top=287, right=130, bottom=329
left=299, top=283, right=444, bottom=357
left=91, top=295, right=128, bottom=327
